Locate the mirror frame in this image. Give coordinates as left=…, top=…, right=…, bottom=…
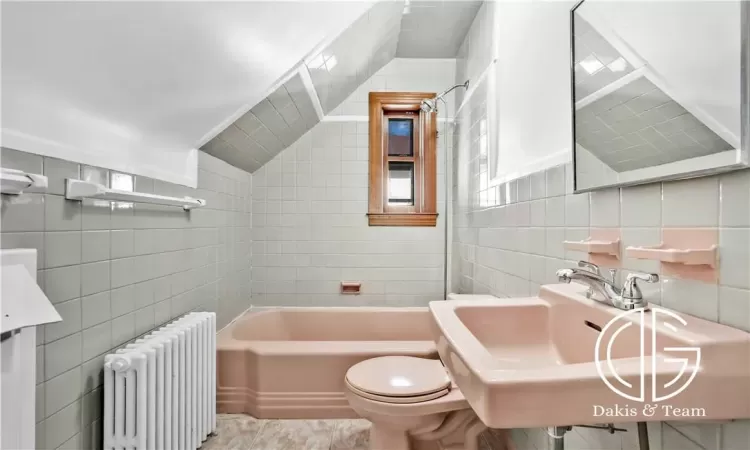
left=570, top=0, right=750, bottom=193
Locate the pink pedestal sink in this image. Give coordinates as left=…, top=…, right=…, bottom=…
left=429, top=283, right=750, bottom=428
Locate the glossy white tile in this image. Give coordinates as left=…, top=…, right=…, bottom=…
left=587, top=188, right=619, bottom=228
left=529, top=171, right=546, bottom=200
left=719, top=170, right=750, bottom=227
left=565, top=192, right=590, bottom=227
left=718, top=286, right=750, bottom=332
left=544, top=196, right=566, bottom=227
left=545, top=228, right=566, bottom=259
left=718, top=228, right=750, bottom=289
left=530, top=199, right=546, bottom=227
left=545, top=165, right=566, bottom=197
left=662, top=177, right=719, bottom=227
left=621, top=183, right=661, bottom=227
left=661, top=277, right=719, bottom=322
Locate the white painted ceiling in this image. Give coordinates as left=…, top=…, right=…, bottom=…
left=1, top=1, right=371, bottom=186
left=397, top=1, right=483, bottom=58
left=2, top=0, right=480, bottom=181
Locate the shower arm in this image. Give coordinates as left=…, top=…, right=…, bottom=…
left=421, top=80, right=470, bottom=113
left=434, top=80, right=470, bottom=103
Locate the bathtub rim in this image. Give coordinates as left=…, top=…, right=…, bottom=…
left=218, top=305, right=438, bottom=353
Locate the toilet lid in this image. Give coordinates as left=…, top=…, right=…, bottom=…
left=346, top=379, right=450, bottom=404
left=345, top=356, right=450, bottom=397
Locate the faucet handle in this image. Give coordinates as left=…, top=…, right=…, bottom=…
left=577, top=261, right=602, bottom=299
left=578, top=261, right=601, bottom=275
left=627, top=273, right=659, bottom=283
left=607, top=268, right=618, bottom=284
left=579, top=261, right=617, bottom=283
left=622, top=272, right=660, bottom=301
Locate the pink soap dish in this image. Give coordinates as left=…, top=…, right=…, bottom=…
left=626, top=244, right=718, bottom=268
left=341, top=282, right=361, bottom=295
left=563, top=238, right=620, bottom=258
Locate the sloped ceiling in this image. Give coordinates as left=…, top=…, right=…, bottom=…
left=202, top=73, right=319, bottom=172
left=201, top=1, right=406, bottom=172
left=307, top=1, right=405, bottom=115
left=1, top=1, right=371, bottom=185
left=202, top=1, right=481, bottom=173
left=396, top=1, right=483, bottom=58
left=576, top=77, right=734, bottom=172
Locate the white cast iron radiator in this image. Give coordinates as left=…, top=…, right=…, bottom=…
left=104, top=312, right=216, bottom=450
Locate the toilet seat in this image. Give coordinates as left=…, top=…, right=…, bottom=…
left=345, top=379, right=450, bottom=404
left=345, top=356, right=451, bottom=404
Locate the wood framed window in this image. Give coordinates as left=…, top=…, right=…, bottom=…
left=368, top=92, right=438, bottom=226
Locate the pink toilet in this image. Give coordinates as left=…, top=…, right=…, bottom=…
left=344, top=356, right=486, bottom=450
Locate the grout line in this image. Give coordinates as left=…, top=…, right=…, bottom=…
left=328, top=419, right=340, bottom=450
left=247, top=420, right=267, bottom=450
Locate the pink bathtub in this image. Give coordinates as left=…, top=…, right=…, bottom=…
left=217, top=307, right=438, bottom=418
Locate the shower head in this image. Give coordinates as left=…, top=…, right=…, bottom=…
left=419, top=80, right=470, bottom=114
left=420, top=98, right=437, bottom=113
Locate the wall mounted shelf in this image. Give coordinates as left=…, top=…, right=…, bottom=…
left=625, top=229, right=719, bottom=283
left=563, top=238, right=620, bottom=258
left=0, top=168, right=48, bottom=195
left=567, top=229, right=622, bottom=268
left=626, top=245, right=718, bottom=268
left=65, top=179, right=206, bottom=210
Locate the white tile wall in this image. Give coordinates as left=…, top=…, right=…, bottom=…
left=251, top=58, right=455, bottom=307
left=1, top=147, right=252, bottom=449
left=662, top=177, right=720, bottom=227
left=453, top=4, right=750, bottom=450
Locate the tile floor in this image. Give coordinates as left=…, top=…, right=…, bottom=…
left=203, top=414, right=498, bottom=450
left=202, top=415, right=370, bottom=450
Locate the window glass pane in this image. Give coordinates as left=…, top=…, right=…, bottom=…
left=388, top=118, right=414, bottom=156
left=388, top=161, right=414, bottom=205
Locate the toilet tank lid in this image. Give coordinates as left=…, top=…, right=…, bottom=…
left=446, top=293, right=498, bottom=301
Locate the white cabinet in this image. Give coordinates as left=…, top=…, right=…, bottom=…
left=0, top=249, right=62, bottom=450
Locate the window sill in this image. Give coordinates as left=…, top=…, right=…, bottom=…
left=367, top=213, right=438, bottom=227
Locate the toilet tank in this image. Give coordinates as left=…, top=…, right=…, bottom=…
left=446, top=293, right=499, bottom=301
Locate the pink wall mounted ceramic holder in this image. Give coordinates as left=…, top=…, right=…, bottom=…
left=563, top=238, right=620, bottom=257
left=626, top=245, right=717, bottom=267
left=564, top=229, right=621, bottom=268
left=625, top=228, right=719, bottom=283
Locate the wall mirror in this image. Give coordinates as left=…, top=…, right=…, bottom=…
left=571, top=0, right=749, bottom=192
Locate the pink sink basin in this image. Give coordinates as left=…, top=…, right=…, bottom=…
left=429, top=283, right=750, bottom=428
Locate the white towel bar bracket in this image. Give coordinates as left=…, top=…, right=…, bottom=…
left=0, top=168, right=48, bottom=195
left=65, top=179, right=206, bottom=210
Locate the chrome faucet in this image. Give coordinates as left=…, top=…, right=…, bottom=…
left=576, top=261, right=616, bottom=299
left=556, top=261, right=659, bottom=310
